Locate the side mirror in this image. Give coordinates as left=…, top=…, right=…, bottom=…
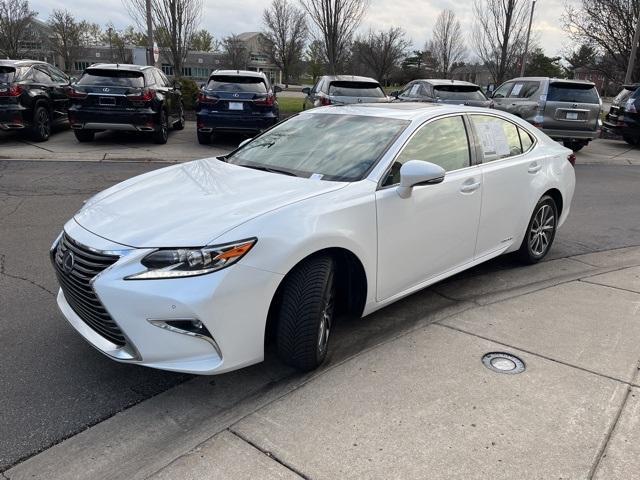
left=390, top=90, right=399, bottom=98
left=200, top=83, right=205, bottom=89
left=273, top=85, right=283, bottom=93
left=68, top=76, right=78, bottom=85
left=238, top=137, right=252, bottom=149
left=397, top=160, right=445, bottom=199
left=301, top=87, right=311, bottom=95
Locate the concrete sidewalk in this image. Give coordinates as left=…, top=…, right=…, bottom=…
left=5, top=246, right=640, bottom=480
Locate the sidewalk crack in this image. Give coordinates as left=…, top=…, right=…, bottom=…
left=227, top=428, right=310, bottom=479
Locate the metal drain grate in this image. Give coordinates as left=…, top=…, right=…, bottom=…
left=482, top=352, right=526, bottom=374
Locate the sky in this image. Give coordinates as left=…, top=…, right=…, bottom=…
left=30, top=0, right=579, bottom=58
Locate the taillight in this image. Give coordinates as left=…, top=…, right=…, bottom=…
left=320, top=96, right=332, bottom=106
left=567, top=153, right=576, bottom=166
left=197, top=91, right=218, bottom=104
left=66, top=87, right=87, bottom=99
left=0, top=84, right=23, bottom=97
left=254, top=93, right=275, bottom=107
left=127, top=88, right=155, bottom=102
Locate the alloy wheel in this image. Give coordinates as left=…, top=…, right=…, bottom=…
left=528, top=203, right=555, bottom=257
left=317, top=291, right=333, bottom=357
left=37, top=109, right=50, bottom=139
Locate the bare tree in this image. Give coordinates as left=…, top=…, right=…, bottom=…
left=0, top=0, right=37, bottom=59
left=563, top=0, right=640, bottom=81
left=427, top=9, right=465, bottom=78
left=124, top=0, right=203, bottom=77
left=353, top=27, right=410, bottom=84
left=221, top=34, right=249, bottom=69
left=472, top=0, right=530, bottom=84
left=48, top=10, right=89, bottom=72
left=301, top=0, right=369, bottom=75
left=262, top=0, right=307, bottom=87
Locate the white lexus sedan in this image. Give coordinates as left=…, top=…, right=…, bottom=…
left=51, top=103, right=575, bottom=374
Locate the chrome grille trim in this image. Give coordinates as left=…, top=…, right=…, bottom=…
left=52, top=233, right=126, bottom=346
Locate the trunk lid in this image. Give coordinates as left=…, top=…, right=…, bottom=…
left=72, top=69, right=147, bottom=109
left=202, top=75, right=274, bottom=113
left=327, top=81, right=389, bottom=105
left=543, top=81, right=601, bottom=131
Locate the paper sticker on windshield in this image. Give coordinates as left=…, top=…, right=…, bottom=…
left=309, top=173, right=324, bottom=180
left=477, top=121, right=510, bottom=158
left=410, top=84, right=421, bottom=96
left=511, top=83, right=524, bottom=96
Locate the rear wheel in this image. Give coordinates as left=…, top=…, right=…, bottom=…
left=518, top=195, right=558, bottom=264
left=276, top=255, right=335, bottom=371
left=30, top=105, right=51, bottom=142
left=563, top=141, right=585, bottom=152
left=623, top=135, right=640, bottom=147
left=197, top=130, right=212, bottom=144
left=173, top=102, right=185, bottom=130
left=153, top=110, right=169, bottom=144
left=74, top=129, right=95, bottom=142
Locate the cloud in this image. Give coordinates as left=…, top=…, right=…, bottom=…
left=30, top=0, right=578, bottom=56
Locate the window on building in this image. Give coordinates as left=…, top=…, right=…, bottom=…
left=181, top=67, right=192, bottom=77
left=161, top=64, right=174, bottom=76
left=74, top=61, right=92, bottom=72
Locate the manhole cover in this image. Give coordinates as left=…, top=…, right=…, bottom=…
left=482, top=352, right=525, bottom=374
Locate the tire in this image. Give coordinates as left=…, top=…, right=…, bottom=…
left=563, top=141, right=584, bottom=152
left=276, top=255, right=335, bottom=371
left=30, top=105, right=51, bottom=142
left=518, top=195, right=558, bottom=264
left=74, top=129, right=94, bottom=142
left=153, top=110, right=169, bottom=144
left=623, top=135, right=640, bottom=147
left=173, top=102, right=185, bottom=130
left=197, top=130, right=212, bottom=145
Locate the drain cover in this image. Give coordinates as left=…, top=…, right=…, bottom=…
left=482, top=352, right=525, bottom=374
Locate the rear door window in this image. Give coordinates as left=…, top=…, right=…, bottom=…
left=33, top=67, right=53, bottom=84
left=207, top=75, right=267, bottom=93
left=519, top=127, right=534, bottom=151
left=547, top=83, right=599, bottom=103
left=78, top=69, right=145, bottom=87
left=47, top=65, right=68, bottom=83
left=508, top=81, right=539, bottom=98
left=434, top=85, right=487, bottom=101
left=328, top=81, right=385, bottom=98
left=471, top=115, right=524, bottom=161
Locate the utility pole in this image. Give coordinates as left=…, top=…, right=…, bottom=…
left=625, top=11, right=640, bottom=84
left=146, top=0, right=154, bottom=66
left=520, top=0, right=536, bottom=77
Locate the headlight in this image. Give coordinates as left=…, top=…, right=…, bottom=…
left=126, top=238, right=257, bottom=280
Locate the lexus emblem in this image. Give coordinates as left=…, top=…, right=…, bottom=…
left=572, top=103, right=578, bottom=108
left=357, top=98, right=362, bottom=103
left=103, top=87, right=110, bottom=92
left=233, top=93, right=239, bottom=97
left=62, top=251, right=75, bottom=274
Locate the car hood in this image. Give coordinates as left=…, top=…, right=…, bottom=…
left=74, top=157, right=346, bottom=248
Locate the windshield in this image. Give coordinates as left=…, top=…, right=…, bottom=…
left=434, top=86, right=487, bottom=101
left=226, top=113, right=409, bottom=181
left=548, top=83, right=599, bottom=103
left=77, top=70, right=145, bottom=87
left=328, top=81, right=385, bottom=98
left=207, top=76, right=267, bottom=92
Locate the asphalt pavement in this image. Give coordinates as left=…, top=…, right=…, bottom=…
left=0, top=154, right=639, bottom=471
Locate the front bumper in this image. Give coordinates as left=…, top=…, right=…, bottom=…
left=196, top=109, right=278, bottom=133
left=69, top=107, right=158, bottom=132
left=53, top=221, right=283, bottom=375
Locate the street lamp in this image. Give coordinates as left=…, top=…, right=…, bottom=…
left=520, top=0, right=537, bottom=77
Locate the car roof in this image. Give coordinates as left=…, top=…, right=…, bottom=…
left=507, top=76, right=596, bottom=86
left=301, top=102, right=494, bottom=121
left=210, top=69, right=267, bottom=79
left=86, top=63, right=152, bottom=72
left=414, top=79, right=480, bottom=87
left=0, top=59, right=48, bottom=68
left=321, top=75, right=380, bottom=84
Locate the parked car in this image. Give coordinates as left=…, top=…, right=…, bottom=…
left=0, top=59, right=71, bottom=141
left=602, top=84, right=640, bottom=146
left=67, top=64, right=184, bottom=144
left=391, top=79, right=491, bottom=108
left=491, top=77, right=601, bottom=151
left=302, top=75, right=389, bottom=109
left=195, top=70, right=281, bottom=145
left=51, top=103, right=575, bottom=375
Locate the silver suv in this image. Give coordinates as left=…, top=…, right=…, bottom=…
left=302, top=75, right=390, bottom=109
left=491, top=77, right=601, bottom=151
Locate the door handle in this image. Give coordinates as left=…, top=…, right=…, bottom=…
left=528, top=162, right=542, bottom=174
left=460, top=180, right=481, bottom=193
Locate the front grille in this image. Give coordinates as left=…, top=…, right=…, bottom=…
left=52, top=233, right=126, bottom=346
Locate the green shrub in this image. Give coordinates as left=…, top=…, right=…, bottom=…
left=179, top=78, right=199, bottom=111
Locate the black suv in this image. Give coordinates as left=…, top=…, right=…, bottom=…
left=603, top=84, right=640, bottom=146
left=68, top=64, right=184, bottom=144
left=0, top=59, right=71, bottom=141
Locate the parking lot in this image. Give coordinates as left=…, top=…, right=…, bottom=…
left=1, top=132, right=639, bottom=478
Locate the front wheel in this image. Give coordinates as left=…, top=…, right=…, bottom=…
left=173, top=102, right=185, bottom=130
left=518, top=195, right=558, bottom=264
left=276, top=255, right=335, bottom=371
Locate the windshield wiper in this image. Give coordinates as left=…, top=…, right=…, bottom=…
left=237, top=164, right=298, bottom=177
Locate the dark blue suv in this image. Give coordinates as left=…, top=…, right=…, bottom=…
left=195, top=70, right=281, bottom=144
